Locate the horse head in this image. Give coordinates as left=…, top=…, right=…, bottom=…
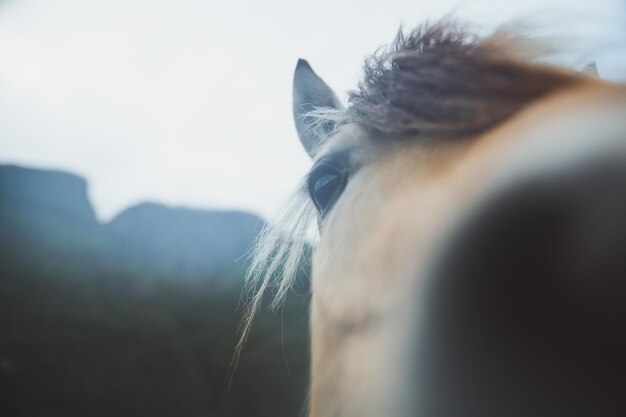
left=250, top=20, right=626, bottom=417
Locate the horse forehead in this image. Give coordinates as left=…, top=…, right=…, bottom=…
left=315, top=124, right=376, bottom=163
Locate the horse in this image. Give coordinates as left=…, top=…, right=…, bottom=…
left=241, top=20, right=626, bottom=417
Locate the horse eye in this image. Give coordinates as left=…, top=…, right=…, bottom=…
left=308, top=166, right=347, bottom=217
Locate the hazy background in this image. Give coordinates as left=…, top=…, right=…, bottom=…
left=1, top=0, right=624, bottom=221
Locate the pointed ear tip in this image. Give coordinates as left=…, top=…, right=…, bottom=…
left=295, top=58, right=313, bottom=73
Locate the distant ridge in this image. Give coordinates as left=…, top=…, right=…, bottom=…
left=0, top=164, right=265, bottom=280
left=107, top=202, right=264, bottom=278
left=0, top=164, right=98, bottom=226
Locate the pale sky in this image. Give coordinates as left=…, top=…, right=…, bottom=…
left=1, top=0, right=624, bottom=221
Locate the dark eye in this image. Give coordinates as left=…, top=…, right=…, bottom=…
left=308, top=163, right=347, bottom=217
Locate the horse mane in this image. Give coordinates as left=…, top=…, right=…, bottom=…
left=230, top=184, right=315, bottom=380
left=231, top=19, right=586, bottom=372
left=334, top=20, right=583, bottom=138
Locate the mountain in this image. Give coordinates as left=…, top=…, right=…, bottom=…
left=0, top=165, right=103, bottom=250
left=0, top=165, right=97, bottom=225
left=0, top=164, right=266, bottom=281
left=107, top=203, right=264, bottom=279
left=0, top=164, right=310, bottom=417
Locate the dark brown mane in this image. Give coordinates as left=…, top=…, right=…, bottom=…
left=346, top=21, right=582, bottom=138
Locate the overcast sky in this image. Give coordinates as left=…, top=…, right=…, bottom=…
left=1, top=0, right=624, bottom=221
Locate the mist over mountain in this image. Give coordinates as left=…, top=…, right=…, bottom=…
left=0, top=165, right=95, bottom=223
left=0, top=164, right=266, bottom=280
left=0, top=165, right=103, bottom=248
left=108, top=203, right=264, bottom=278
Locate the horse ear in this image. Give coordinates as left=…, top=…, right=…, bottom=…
left=293, top=59, right=342, bottom=158
left=581, top=61, right=599, bottom=77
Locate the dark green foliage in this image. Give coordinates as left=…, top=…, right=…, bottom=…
left=0, top=165, right=310, bottom=417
